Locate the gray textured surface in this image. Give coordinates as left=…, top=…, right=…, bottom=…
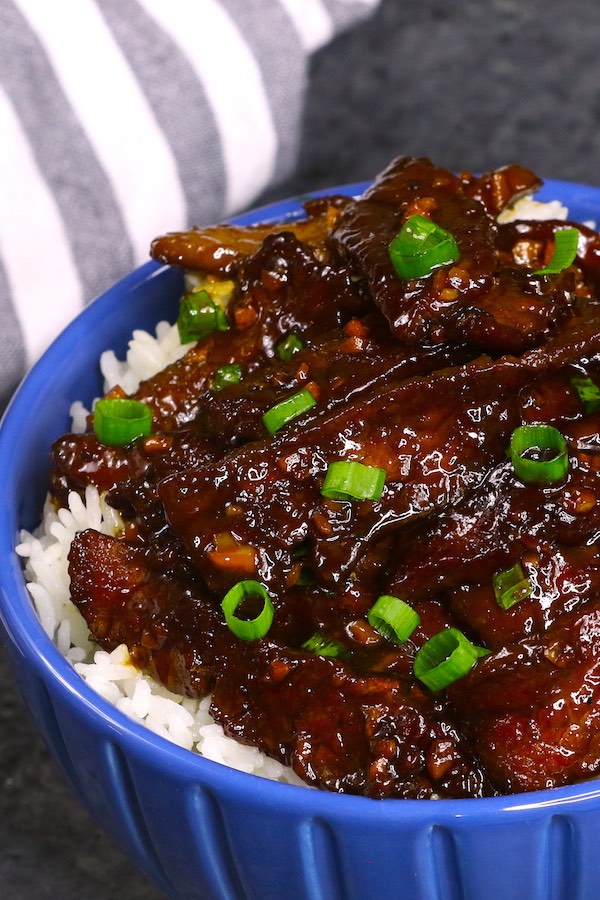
left=2, top=1, right=600, bottom=897
left=0, top=645, right=160, bottom=898
left=263, top=0, right=600, bottom=203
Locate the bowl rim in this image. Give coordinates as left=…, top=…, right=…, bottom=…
left=2, top=175, right=600, bottom=822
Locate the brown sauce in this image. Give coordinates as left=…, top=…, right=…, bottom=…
left=55, top=156, right=600, bottom=798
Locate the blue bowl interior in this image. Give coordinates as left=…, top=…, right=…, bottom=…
left=2, top=178, right=600, bottom=898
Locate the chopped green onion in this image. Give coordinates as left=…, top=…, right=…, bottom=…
left=414, top=628, right=489, bottom=691
left=177, top=289, right=228, bottom=344
left=93, top=398, right=153, bottom=446
left=214, top=364, right=242, bottom=391
left=221, top=579, right=274, bottom=641
left=571, top=374, right=600, bottom=414
left=321, top=460, right=386, bottom=502
left=301, top=632, right=346, bottom=658
left=534, top=228, right=579, bottom=275
left=509, top=424, right=569, bottom=484
left=367, top=595, right=420, bottom=643
left=215, top=306, right=230, bottom=332
left=262, top=389, right=316, bottom=434
left=277, top=333, right=304, bottom=361
left=389, top=214, right=459, bottom=280
left=492, top=563, right=532, bottom=610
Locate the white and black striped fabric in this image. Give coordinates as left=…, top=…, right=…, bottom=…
left=0, top=0, right=379, bottom=409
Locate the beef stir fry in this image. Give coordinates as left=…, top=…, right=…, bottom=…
left=54, top=156, right=600, bottom=799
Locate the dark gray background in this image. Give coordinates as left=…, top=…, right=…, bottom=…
left=265, top=0, right=600, bottom=201
left=2, top=0, right=600, bottom=897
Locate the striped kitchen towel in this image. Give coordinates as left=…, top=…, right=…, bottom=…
left=0, top=0, right=379, bottom=410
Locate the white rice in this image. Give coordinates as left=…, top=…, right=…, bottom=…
left=15, top=193, right=576, bottom=787
left=497, top=195, right=568, bottom=224
left=16, top=319, right=304, bottom=786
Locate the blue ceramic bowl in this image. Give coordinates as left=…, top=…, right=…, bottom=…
left=1, top=181, right=600, bottom=900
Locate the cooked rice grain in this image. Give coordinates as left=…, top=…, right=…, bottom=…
left=17, top=488, right=304, bottom=784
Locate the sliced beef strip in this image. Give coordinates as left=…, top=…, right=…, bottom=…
left=150, top=195, right=351, bottom=274
left=388, top=453, right=600, bottom=651
left=135, top=233, right=366, bottom=431
left=462, top=164, right=542, bottom=217
left=69, top=528, right=495, bottom=799
left=448, top=600, right=600, bottom=793
left=333, top=156, right=577, bottom=353
left=190, top=315, right=473, bottom=448
left=158, top=320, right=600, bottom=595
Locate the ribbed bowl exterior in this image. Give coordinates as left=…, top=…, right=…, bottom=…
left=2, top=181, right=600, bottom=900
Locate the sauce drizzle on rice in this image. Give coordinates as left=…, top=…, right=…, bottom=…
left=19, top=156, right=600, bottom=798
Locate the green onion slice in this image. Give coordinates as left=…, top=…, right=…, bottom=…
left=215, top=306, right=229, bottom=332
left=367, top=595, right=420, bottom=643
left=321, top=460, right=386, bottom=502
left=534, top=228, right=579, bottom=275
left=509, top=424, right=569, bottom=484
left=389, top=214, right=459, bottom=280
left=571, top=374, right=600, bottom=414
left=93, top=398, right=153, bottom=446
left=301, top=632, right=346, bottom=658
left=214, top=364, right=242, bottom=391
left=492, top=563, right=532, bottom=610
left=177, top=289, right=228, bottom=344
left=414, top=628, right=489, bottom=691
left=262, top=388, right=316, bottom=434
left=277, top=333, right=304, bottom=361
left=220, top=579, right=274, bottom=641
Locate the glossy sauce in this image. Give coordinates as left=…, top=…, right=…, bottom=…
left=56, top=156, right=600, bottom=798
